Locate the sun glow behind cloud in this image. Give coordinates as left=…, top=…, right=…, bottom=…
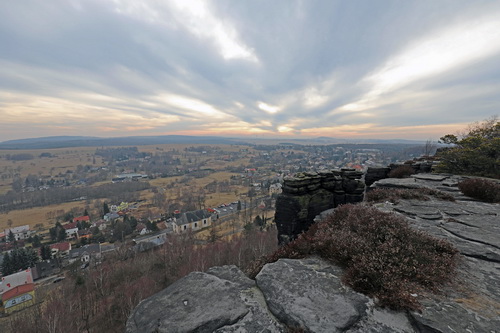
left=339, top=15, right=500, bottom=112
left=110, top=0, right=257, bottom=62
left=1, top=1, right=499, bottom=141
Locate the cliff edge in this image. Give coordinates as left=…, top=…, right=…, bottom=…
left=126, top=173, right=499, bottom=332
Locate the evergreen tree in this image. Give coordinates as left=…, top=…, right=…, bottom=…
left=32, top=235, right=42, bottom=247
left=1, top=248, right=39, bottom=276
left=1, top=252, right=12, bottom=275
left=41, top=245, right=52, bottom=260
left=8, top=230, right=15, bottom=243
left=103, top=202, right=110, bottom=215
left=58, top=227, right=67, bottom=242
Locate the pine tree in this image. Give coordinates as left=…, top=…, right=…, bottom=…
left=1, top=252, right=12, bottom=275
left=41, top=245, right=52, bottom=260
left=103, top=202, right=110, bottom=215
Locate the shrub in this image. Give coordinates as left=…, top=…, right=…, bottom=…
left=387, top=165, right=415, bottom=178
left=458, top=178, right=500, bottom=203
left=436, top=117, right=499, bottom=179
left=365, top=188, right=455, bottom=204
left=248, top=204, right=459, bottom=311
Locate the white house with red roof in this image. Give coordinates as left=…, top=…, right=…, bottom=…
left=50, top=242, right=72, bottom=257
left=63, top=221, right=79, bottom=239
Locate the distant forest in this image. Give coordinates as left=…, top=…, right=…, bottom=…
left=0, top=181, right=150, bottom=213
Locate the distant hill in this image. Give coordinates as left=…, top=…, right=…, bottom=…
left=0, top=134, right=426, bottom=150
left=0, top=135, right=244, bottom=149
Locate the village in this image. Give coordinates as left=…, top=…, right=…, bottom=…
left=0, top=142, right=422, bottom=318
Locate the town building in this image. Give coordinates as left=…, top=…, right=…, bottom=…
left=172, top=209, right=213, bottom=233
left=3, top=225, right=33, bottom=242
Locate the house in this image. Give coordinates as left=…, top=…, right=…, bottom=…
left=50, top=242, right=72, bottom=257
left=91, top=220, right=107, bottom=231
left=31, top=259, right=61, bottom=280
left=3, top=225, right=33, bottom=242
left=172, top=209, right=213, bottom=233
left=63, top=222, right=79, bottom=239
left=73, top=215, right=90, bottom=223
left=132, top=231, right=168, bottom=252
left=1, top=283, right=35, bottom=314
left=136, top=223, right=150, bottom=235
left=73, top=215, right=90, bottom=224
left=104, top=212, right=120, bottom=222
left=69, top=244, right=101, bottom=264
left=269, top=183, right=283, bottom=196
left=0, top=269, right=33, bottom=295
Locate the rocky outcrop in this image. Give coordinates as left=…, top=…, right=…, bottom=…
left=275, top=169, right=365, bottom=243
left=364, top=161, right=434, bottom=187
left=371, top=175, right=500, bottom=333
left=126, top=173, right=499, bottom=333
left=126, top=258, right=419, bottom=333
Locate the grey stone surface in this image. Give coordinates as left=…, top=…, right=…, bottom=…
left=372, top=178, right=424, bottom=189
left=127, top=173, right=499, bottom=333
left=126, top=266, right=283, bottom=333
left=276, top=169, right=365, bottom=243
left=411, top=174, right=448, bottom=181
left=372, top=179, right=500, bottom=333
left=255, top=258, right=415, bottom=333
left=125, top=271, right=249, bottom=333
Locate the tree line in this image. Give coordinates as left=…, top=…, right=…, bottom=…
left=0, top=181, right=150, bottom=213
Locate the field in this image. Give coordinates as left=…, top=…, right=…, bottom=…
left=0, top=144, right=261, bottom=231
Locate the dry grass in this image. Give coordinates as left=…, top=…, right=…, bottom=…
left=0, top=146, right=106, bottom=195
left=0, top=144, right=259, bottom=230
left=0, top=201, right=88, bottom=230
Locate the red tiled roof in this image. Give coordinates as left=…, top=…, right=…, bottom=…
left=1, top=283, right=35, bottom=301
left=50, top=242, right=71, bottom=252
left=63, top=222, right=78, bottom=230
left=73, top=216, right=90, bottom=222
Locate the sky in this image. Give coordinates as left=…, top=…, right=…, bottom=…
left=1, top=0, right=500, bottom=142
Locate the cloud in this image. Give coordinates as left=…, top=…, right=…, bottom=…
left=338, top=13, right=500, bottom=113
left=0, top=1, right=499, bottom=141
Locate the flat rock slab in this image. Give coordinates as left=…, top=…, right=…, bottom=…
left=126, top=271, right=249, bottom=333
left=126, top=266, right=283, bottom=333
left=394, top=204, right=442, bottom=219
left=411, top=174, right=449, bottom=181
left=378, top=196, right=500, bottom=333
left=255, top=258, right=415, bottom=333
left=372, top=178, right=423, bottom=189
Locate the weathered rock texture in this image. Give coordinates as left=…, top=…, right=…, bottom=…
left=371, top=175, right=500, bottom=333
left=126, top=173, right=499, bottom=333
left=126, top=258, right=418, bottom=333
left=275, top=169, right=364, bottom=243
left=364, top=161, right=434, bottom=187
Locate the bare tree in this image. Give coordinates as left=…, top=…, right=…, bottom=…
left=423, top=139, right=436, bottom=157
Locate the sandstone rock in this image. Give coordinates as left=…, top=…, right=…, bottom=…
left=255, top=258, right=416, bottom=333
left=411, top=174, right=448, bottom=181
left=372, top=178, right=423, bottom=189
left=371, top=183, right=500, bottom=333
left=276, top=169, right=366, bottom=242
left=126, top=266, right=283, bottom=333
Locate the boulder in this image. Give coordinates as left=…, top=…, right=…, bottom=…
left=255, top=258, right=416, bottom=333
left=126, top=266, right=283, bottom=333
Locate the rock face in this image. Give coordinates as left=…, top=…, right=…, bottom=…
left=126, top=173, right=499, bottom=333
left=126, top=265, right=284, bottom=333
left=371, top=175, right=500, bottom=333
left=364, top=161, right=434, bottom=187
left=126, top=258, right=418, bottom=333
left=275, top=169, right=365, bottom=243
